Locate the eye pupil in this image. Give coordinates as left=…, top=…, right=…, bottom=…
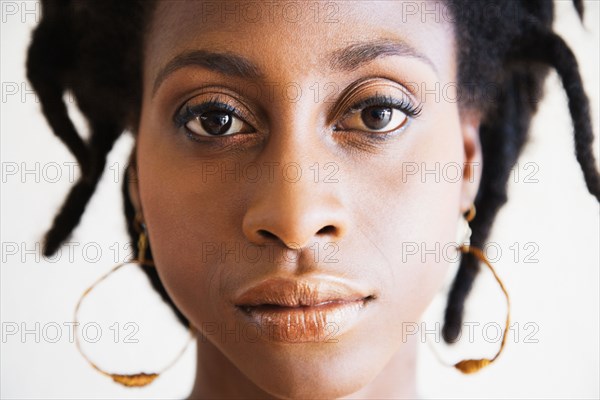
left=361, top=106, right=392, bottom=130
left=200, top=111, right=232, bottom=135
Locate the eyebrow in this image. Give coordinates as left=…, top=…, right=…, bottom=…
left=152, top=50, right=264, bottom=95
left=326, top=39, right=437, bottom=73
left=152, top=39, right=437, bottom=96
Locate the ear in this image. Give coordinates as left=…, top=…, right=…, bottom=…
left=459, top=112, right=483, bottom=214
left=127, top=149, right=143, bottom=217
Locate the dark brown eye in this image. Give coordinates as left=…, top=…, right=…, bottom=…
left=337, top=106, right=408, bottom=133
left=186, top=111, right=251, bottom=137
left=361, top=106, right=393, bottom=130
left=200, top=111, right=233, bottom=136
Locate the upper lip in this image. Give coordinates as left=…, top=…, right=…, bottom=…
left=233, top=277, right=374, bottom=308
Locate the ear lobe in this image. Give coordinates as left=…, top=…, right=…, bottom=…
left=460, top=114, right=483, bottom=214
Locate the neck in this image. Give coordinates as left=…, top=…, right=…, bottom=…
left=188, top=333, right=419, bottom=399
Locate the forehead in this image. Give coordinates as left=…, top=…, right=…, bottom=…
left=144, top=0, right=456, bottom=94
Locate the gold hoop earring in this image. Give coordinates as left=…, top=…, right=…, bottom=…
left=431, top=204, right=511, bottom=374
left=137, top=228, right=154, bottom=267
left=134, top=212, right=154, bottom=267
left=452, top=244, right=511, bottom=373
left=465, top=203, right=476, bottom=223
left=73, top=221, right=194, bottom=387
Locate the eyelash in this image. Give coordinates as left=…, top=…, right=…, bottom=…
left=342, top=94, right=422, bottom=121
left=174, top=98, right=251, bottom=129
left=173, top=93, right=422, bottom=138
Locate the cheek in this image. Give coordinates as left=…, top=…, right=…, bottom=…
left=134, top=119, right=245, bottom=326
left=359, top=103, right=464, bottom=324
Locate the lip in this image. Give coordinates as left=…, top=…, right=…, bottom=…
left=233, top=277, right=375, bottom=343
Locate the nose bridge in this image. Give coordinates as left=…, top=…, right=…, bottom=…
left=242, top=101, right=348, bottom=249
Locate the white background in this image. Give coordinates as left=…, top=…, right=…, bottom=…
left=1, top=1, right=599, bottom=399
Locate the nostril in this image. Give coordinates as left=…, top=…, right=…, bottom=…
left=257, top=229, right=278, bottom=241
left=317, top=225, right=336, bottom=235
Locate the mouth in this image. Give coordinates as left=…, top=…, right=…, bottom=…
left=234, top=276, right=375, bottom=307
left=237, top=299, right=373, bottom=314
left=233, top=277, right=376, bottom=343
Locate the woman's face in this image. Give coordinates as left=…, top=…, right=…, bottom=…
left=134, top=0, right=481, bottom=397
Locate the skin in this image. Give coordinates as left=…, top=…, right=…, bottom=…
left=129, top=1, right=482, bottom=398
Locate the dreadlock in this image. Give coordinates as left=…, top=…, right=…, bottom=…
left=27, top=0, right=600, bottom=341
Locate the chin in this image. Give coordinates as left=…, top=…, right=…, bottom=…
left=230, top=330, right=395, bottom=400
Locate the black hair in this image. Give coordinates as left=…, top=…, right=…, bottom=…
left=27, top=0, right=600, bottom=341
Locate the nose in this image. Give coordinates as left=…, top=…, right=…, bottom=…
left=242, top=163, right=349, bottom=249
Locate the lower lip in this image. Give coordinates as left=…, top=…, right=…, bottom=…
left=235, top=299, right=370, bottom=343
